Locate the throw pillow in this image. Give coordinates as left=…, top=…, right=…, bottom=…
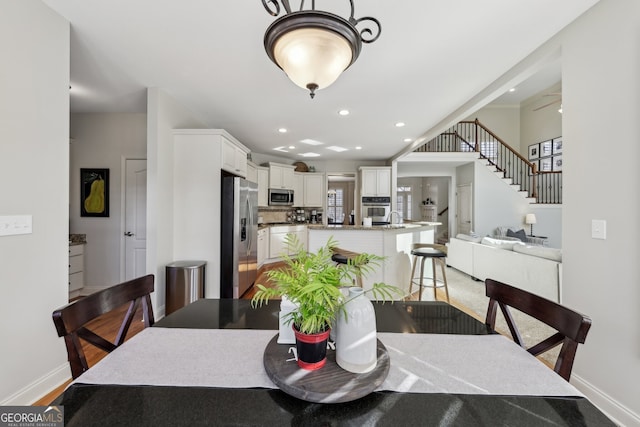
left=507, top=228, right=527, bottom=242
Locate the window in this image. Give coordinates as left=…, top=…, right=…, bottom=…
left=327, top=188, right=345, bottom=223
left=397, top=186, right=412, bottom=220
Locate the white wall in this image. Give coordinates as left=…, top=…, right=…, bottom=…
left=464, top=105, right=521, bottom=150
left=146, top=88, right=205, bottom=316
left=559, top=0, right=640, bottom=424
left=520, top=82, right=563, bottom=152
left=0, top=1, right=70, bottom=404
left=70, top=113, right=147, bottom=291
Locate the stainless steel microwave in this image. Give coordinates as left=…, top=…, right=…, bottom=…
left=268, top=188, right=294, bottom=206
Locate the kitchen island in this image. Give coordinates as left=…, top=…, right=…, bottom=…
left=308, top=222, right=440, bottom=296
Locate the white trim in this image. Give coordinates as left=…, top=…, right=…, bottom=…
left=0, top=363, right=69, bottom=406
left=572, top=374, right=640, bottom=427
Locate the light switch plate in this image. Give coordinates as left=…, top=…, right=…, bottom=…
left=591, top=219, right=606, bottom=240
left=0, top=215, right=33, bottom=237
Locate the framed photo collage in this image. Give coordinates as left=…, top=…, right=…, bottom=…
left=528, top=137, right=562, bottom=172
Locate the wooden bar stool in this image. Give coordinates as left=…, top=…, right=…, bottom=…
left=409, top=243, right=449, bottom=302
left=331, top=247, right=367, bottom=288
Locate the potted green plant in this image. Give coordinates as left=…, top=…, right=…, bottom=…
left=251, top=234, right=401, bottom=370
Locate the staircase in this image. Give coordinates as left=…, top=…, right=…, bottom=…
left=414, top=119, right=562, bottom=204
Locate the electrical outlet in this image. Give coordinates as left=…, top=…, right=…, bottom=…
left=591, top=219, right=606, bottom=240
left=0, top=215, right=33, bottom=237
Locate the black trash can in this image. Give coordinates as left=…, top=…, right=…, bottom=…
left=165, top=261, right=206, bottom=315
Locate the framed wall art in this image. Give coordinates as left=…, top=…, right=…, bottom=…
left=540, top=140, right=553, bottom=157
left=552, top=155, right=563, bottom=171
left=80, top=168, right=109, bottom=217
left=539, top=157, right=553, bottom=172
left=528, top=143, right=539, bottom=160
left=553, top=137, right=563, bottom=154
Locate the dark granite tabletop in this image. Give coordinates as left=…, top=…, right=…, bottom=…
left=56, top=299, right=614, bottom=426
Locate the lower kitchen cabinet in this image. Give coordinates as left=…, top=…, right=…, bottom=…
left=68, top=244, right=85, bottom=298
left=269, top=225, right=307, bottom=258
left=257, top=228, right=269, bottom=266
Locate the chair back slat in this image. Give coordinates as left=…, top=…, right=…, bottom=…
left=484, top=278, right=591, bottom=381
left=52, top=274, right=155, bottom=379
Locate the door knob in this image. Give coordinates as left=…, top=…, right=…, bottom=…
left=124, top=231, right=134, bottom=236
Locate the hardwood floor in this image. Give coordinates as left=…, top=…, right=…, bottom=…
left=33, top=300, right=145, bottom=406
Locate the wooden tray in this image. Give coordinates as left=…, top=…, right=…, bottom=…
left=263, top=334, right=389, bottom=403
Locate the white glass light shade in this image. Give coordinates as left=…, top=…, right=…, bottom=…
left=273, top=27, right=353, bottom=92
left=525, top=214, right=537, bottom=225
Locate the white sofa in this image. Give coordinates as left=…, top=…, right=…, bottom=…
left=446, top=235, right=562, bottom=303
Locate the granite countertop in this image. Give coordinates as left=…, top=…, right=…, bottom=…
left=69, top=234, right=87, bottom=245
left=259, top=222, right=440, bottom=231
left=308, top=222, right=440, bottom=231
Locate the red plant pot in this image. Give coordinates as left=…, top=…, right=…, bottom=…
left=293, top=325, right=330, bottom=370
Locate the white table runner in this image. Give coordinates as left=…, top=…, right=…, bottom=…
left=74, top=328, right=582, bottom=397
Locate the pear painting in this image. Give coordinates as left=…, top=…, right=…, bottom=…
left=81, top=169, right=109, bottom=217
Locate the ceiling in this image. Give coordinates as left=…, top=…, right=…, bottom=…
left=43, top=1, right=597, bottom=161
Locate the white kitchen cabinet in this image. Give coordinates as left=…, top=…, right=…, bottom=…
left=293, top=172, right=304, bottom=206
left=173, top=129, right=251, bottom=299
left=257, top=228, right=269, bottom=266
left=221, top=136, right=248, bottom=178
left=360, top=167, right=391, bottom=197
left=69, top=244, right=84, bottom=297
left=268, top=162, right=295, bottom=190
left=257, top=167, right=269, bottom=207
left=246, top=161, right=258, bottom=184
left=269, top=225, right=307, bottom=258
left=303, top=173, right=324, bottom=207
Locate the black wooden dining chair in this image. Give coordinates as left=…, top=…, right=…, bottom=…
left=52, top=274, right=155, bottom=379
left=484, top=278, right=591, bottom=381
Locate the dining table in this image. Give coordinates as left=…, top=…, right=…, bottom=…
left=54, top=299, right=614, bottom=426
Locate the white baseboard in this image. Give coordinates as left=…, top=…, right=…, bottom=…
left=0, top=363, right=69, bottom=406
left=572, top=374, right=640, bottom=426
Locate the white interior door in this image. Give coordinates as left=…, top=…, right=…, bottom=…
left=456, top=183, right=473, bottom=235
left=125, top=159, right=147, bottom=281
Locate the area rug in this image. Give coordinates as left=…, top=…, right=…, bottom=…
left=416, top=266, right=559, bottom=366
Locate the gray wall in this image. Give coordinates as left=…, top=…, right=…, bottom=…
left=0, top=1, right=70, bottom=404
left=70, top=113, right=147, bottom=291
left=559, top=0, right=640, bottom=422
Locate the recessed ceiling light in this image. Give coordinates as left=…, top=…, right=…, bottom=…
left=509, top=88, right=516, bottom=92
left=327, top=146, right=348, bottom=152
left=403, top=138, right=412, bottom=142
left=300, top=139, right=324, bottom=146
left=355, top=146, right=362, bottom=150
left=395, top=122, right=405, bottom=127
left=300, top=152, right=321, bottom=157
left=278, top=128, right=287, bottom=133
left=288, top=145, right=296, bottom=149
left=273, top=146, right=289, bottom=153
left=338, top=109, right=350, bottom=116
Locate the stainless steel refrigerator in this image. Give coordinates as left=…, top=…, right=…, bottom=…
left=221, top=175, right=258, bottom=298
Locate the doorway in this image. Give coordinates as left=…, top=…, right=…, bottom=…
left=327, top=174, right=355, bottom=225
left=123, top=159, right=147, bottom=281
left=456, top=183, right=473, bottom=235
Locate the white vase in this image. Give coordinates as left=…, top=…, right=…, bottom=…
left=336, top=287, right=377, bottom=373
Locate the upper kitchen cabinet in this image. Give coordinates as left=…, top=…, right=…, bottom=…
left=293, top=172, right=304, bottom=206
left=303, top=173, right=325, bottom=207
left=257, top=166, right=269, bottom=207
left=268, top=162, right=295, bottom=190
left=221, top=136, right=248, bottom=178
left=246, top=161, right=258, bottom=184
left=360, top=167, right=391, bottom=197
